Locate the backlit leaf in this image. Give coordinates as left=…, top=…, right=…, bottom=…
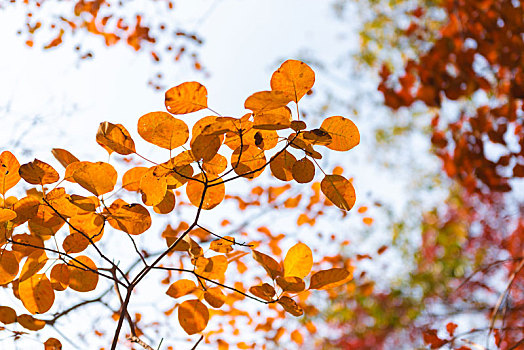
left=277, top=296, right=303, bottom=317
left=50, top=264, right=69, bottom=291
left=68, top=255, right=98, bottom=292
left=276, top=276, right=306, bottom=292
left=19, top=251, right=47, bottom=282
left=231, top=145, right=266, bottom=179
left=51, top=148, right=79, bottom=168
left=195, top=255, right=228, bottom=280
left=309, top=268, right=352, bottom=290
left=283, top=243, right=313, bottom=279
left=210, top=236, right=234, bottom=254
left=320, top=174, right=356, bottom=211
left=44, top=338, right=62, bottom=350
left=178, top=299, right=209, bottom=335
left=204, top=287, right=226, bottom=308
left=19, top=273, right=55, bottom=314
left=244, top=90, right=292, bottom=114
left=19, top=159, right=59, bottom=185
left=320, top=116, right=360, bottom=151
left=291, top=158, right=315, bottom=183
left=105, top=199, right=151, bottom=235
left=270, top=60, right=315, bottom=103
left=0, top=250, right=19, bottom=285
left=202, top=153, right=227, bottom=175
left=72, top=161, right=117, bottom=196
left=17, top=314, right=45, bottom=331
left=139, top=167, right=167, bottom=206
left=165, top=82, right=208, bottom=115
left=137, top=111, right=189, bottom=150
left=166, top=279, right=197, bottom=298
left=249, top=283, right=275, bottom=301
left=153, top=189, right=176, bottom=214
left=0, top=151, right=21, bottom=195
left=122, top=167, right=148, bottom=192
left=270, top=150, right=296, bottom=181
left=96, top=122, right=136, bottom=155
left=252, top=250, right=282, bottom=280
left=0, top=209, right=16, bottom=223
left=11, top=234, right=44, bottom=258
left=186, top=173, right=225, bottom=210
left=253, top=106, right=292, bottom=130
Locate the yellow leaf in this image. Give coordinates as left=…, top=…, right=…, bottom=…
left=270, top=60, right=315, bottom=103
left=209, top=236, right=234, bottom=254
left=165, top=82, right=208, bottom=115
left=139, top=167, right=167, bottom=206
left=203, top=153, right=228, bottom=175
left=19, top=159, right=59, bottom=185
left=138, top=111, right=189, bottom=150
left=270, top=150, right=296, bottom=182
left=320, top=174, right=356, bottom=211
left=11, top=234, right=44, bottom=258
left=0, top=151, right=21, bottom=195
left=72, top=161, right=117, bottom=196
left=244, top=90, right=292, bottom=114
left=195, top=255, right=228, bottom=280
left=122, top=167, right=148, bottom=192
left=105, top=199, right=151, bottom=236
left=231, top=145, right=266, bottom=179
left=166, top=279, right=197, bottom=298
left=283, top=243, right=313, bottom=279
left=0, top=208, right=16, bottom=223
left=253, top=106, right=292, bottom=130
left=178, top=299, right=209, bottom=335
left=62, top=233, right=89, bottom=254
left=320, top=116, right=360, bottom=151
left=19, top=273, right=55, bottom=314
left=19, top=251, right=47, bottom=282
left=0, top=250, right=19, bottom=285
left=309, top=268, right=352, bottom=290
left=68, top=255, right=98, bottom=292
left=96, top=122, right=136, bottom=155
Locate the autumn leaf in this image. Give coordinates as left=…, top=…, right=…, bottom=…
left=231, top=145, right=266, bottom=179
left=19, top=251, right=47, bottom=282
left=276, top=276, right=306, bottom=292
left=320, top=116, right=360, bottom=151
left=137, top=111, right=189, bottom=150
left=19, top=273, right=55, bottom=314
left=249, top=283, right=276, bottom=301
left=204, top=288, right=226, bottom=308
left=277, top=296, right=303, bottom=317
left=252, top=250, right=282, bottom=280
left=270, top=60, right=315, bottom=103
left=270, top=150, right=296, bottom=181
left=178, top=299, right=209, bottom=335
left=283, top=243, right=313, bottom=279
left=186, top=173, right=225, bottom=210
left=122, top=167, right=148, bottom=192
left=96, top=121, right=136, bottom=155
left=291, top=158, right=315, bottom=183
left=244, top=90, right=292, bottom=114
left=51, top=148, right=79, bottom=168
left=68, top=255, right=98, bottom=292
left=44, top=338, right=62, bottom=350
left=309, top=268, right=352, bottom=290
left=320, top=174, right=356, bottom=211
left=50, top=264, right=70, bottom=291
left=105, top=199, right=151, bottom=235
left=19, top=159, right=60, bottom=185
left=0, top=250, right=19, bottom=285
left=0, top=151, right=21, bottom=195
left=253, top=106, right=292, bottom=130
left=0, top=306, right=17, bottom=324
left=17, top=314, right=46, bottom=331
left=166, top=279, right=197, bottom=298
left=165, top=81, right=208, bottom=115
left=72, top=161, right=117, bottom=196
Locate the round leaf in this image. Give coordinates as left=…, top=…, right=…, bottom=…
left=0, top=151, right=21, bottom=195
left=186, top=173, right=225, bottom=210
left=320, top=174, right=356, bottom=211
left=165, top=81, right=208, bottom=115
left=270, top=60, right=315, bottom=103
left=138, top=111, right=189, bottom=150
left=178, top=299, right=209, bottom=335
left=68, top=255, right=98, bottom=292
left=283, top=243, right=313, bottom=279
left=19, top=274, right=55, bottom=314
left=72, top=161, right=117, bottom=196
left=19, top=159, right=59, bottom=185
left=320, top=116, right=360, bottom=151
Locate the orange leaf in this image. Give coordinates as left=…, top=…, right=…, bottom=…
left=105, top=199, right=151, bottom=235
left=178, top=299, right=209, bottom=335
left=210, top=236, right=234, bottom=254
left=320, top=174, right=356, bottom=211
left=153, top=189, right=176, bottom=214
left=19, top=251, right=47, bottom=282
left=276, top=276, right=306, bottom=292
left=270, top=60, right=315, bottom=103
left=0, top=208, right=16, bottom=223
left=137, top=111, right=189, bottom=150
left=19, top=159, right=59, bottom=185
left=139, top=167, right=167, bottom=206
left=68, top=255, right=98, bottom=292
left=44, top=338, right=62, bottom=350
left=204, top=287, right=226, bottom=308
left=309, top=268, right=352, bottom=290
left=253, top=106, right=292, bottom=130
left=252, top=250, right=282, bottom=280
left=50, top=264, right=70, bottom=291
left=244, top=90, right=292, bottom=114
left=231, top=145, right=266, bottom=179
left=17, top=314, right=45, bottom=331
left=195, top=255, right=228, bottom=279
left=11, top=234, right=44, bottom=258
left=186, top=173, right=225, bottom=210
left=291, top=158, right=315, bottom=183
left=0, top=250, right=19, bottom=285
left=0, top=151, right=21, bottom=195
left=122, top=167, right=148, bottom=192
left=72, top=161, right=117, bottom=196
left=96, top=122, right=136, bottom=155
left=270, top=150, right=296, bottom=182
left=19, top=273, right=55, bottom=314
left=283, top=243, right=313, bottom=279
left=320, top=116, right=360, bottom=151
left=165, top=82, right=208, bottom=115
left=166, top=279, right=197, bottom=298
left=51, top=148, right=79, bottom=169
left=202, top=153, right=228, bottom=175
left=249, top=283, right=275, bottom=301
left=0, top=306, right=17, bottom=324
left=277, top=296, right=303, bottom=316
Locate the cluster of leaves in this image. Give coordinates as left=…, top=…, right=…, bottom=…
left=0, top=60, right=360, bottom=349
left=3, top=0, right=204, bottom=88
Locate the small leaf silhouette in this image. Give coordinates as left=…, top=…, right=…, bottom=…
left=0, top=306, right=17, bottom=324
